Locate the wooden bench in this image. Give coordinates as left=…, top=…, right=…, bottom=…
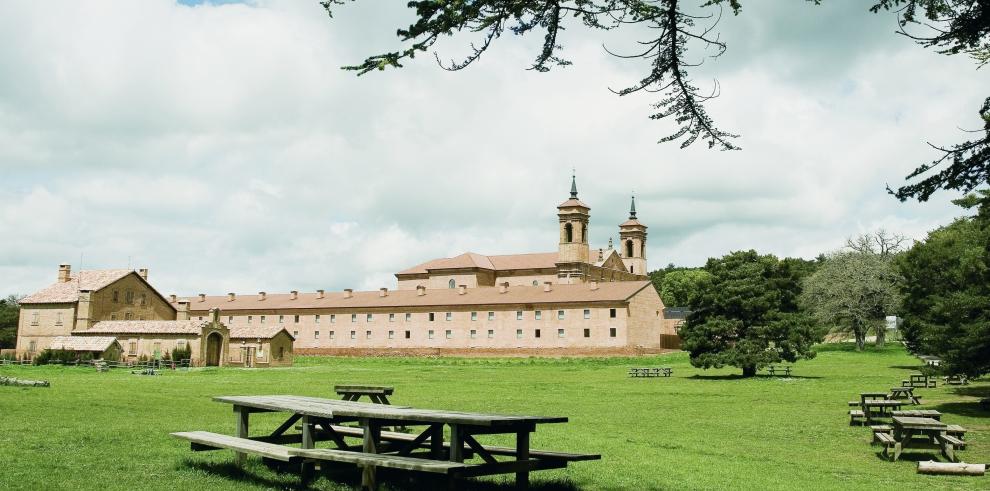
left=628, top=367, right=671, bottom=378
left=766, top=365, right=791, bottom=377
left=890, top=410, right=940, bottom=420
left=874, top=432, right=901, bottom=461
left=293, top=447, right=469, bottom=475
left=945, top=424, right=967, bottom=443
left=172, top=431, right=297, bottom=462
left=938, top=434, right=965, bottom=462
left=943, top=375, right=969, bottom=385
left=901, top=374, right=936, bottom=389
left=849, top=410, right=865, bottom=425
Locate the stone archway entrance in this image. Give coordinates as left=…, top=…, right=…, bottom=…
left=205, top=332, right=222, bottom=367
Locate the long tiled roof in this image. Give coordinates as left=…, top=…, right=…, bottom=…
left=181, top=281, right=653, bottom=312
left=229, top=326, right=294, bottom=340
left=20, top=270, right=134, bottom=304
left=82, top=320, right=212, bottom=335
left=49, top=335, right=119, bottom=352
left=397, top=252, right=559, bottom=275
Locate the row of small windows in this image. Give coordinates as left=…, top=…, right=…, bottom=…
left=111, top=290, right=147, bottom=306
left=292, top=327, right=619, bottom=340
left=233, top=309, right=619, bottom=324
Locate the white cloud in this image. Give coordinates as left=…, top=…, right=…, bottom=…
left=0, top=0, right=985, bottom=297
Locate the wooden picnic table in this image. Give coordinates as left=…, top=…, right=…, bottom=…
left=902, top=374, right=936, bottom=389
left=891, top=409, right=941, bottom=420
left=335, top=385, right=395, bottom=404
left=862, top=399, right=903, bottom=423
left=889, top=416, right=962, bottom=461
left=888, top=387, right=920, bottom=405
left=182, top=394, right=596, bottom=490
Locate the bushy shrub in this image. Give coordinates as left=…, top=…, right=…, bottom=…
left=171, top=344, right=192, bottom=361
left=32, top=349, right=79, bottom=365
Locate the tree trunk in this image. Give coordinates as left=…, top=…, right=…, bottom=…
left=917, top=461, right=985, bottom=476
left=875, top=324, right=886, bottom=348
left=742, top=364, right=757, bottom=377
left=853, top=320, right=865, bottom=351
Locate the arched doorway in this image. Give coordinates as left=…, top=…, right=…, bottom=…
left=205, top=332, right=222, bottom=367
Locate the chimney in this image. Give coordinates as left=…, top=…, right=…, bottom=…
left=458, top=285, right=467, bottom=295
left=176, top=300, right=190, bottom=321
left=317, top=289, right=325, bottom=299
left=590, top=280, right=599, bottom=291
left=58, top=264, right=71, bottom=283
left=543, top=282, right=553, bottom=292
left=416, top=285, right=426, bottom=296
left=344, top=289, right=353, bottom=299
left=137, top=268, right=148, bottom=280
left=76, top=290, right=93, bottom=329
left=198, top=293, right=206, bottom=302
left=227, top=292, right=235, bottom=302
left=290, top=290, right=298, bottom=300
left=169, top=294, right=177, bottom=303
left=258, top=291, right=266, bottom=301
left=499, top=282, right=509, bottom=294
left=379, top=287, right=388, bottom=297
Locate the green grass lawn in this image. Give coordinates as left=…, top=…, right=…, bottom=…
left=0, top=344, right=987, bottom=490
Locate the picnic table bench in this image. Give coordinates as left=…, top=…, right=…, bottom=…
left=766, top=365, right=792, bottom=377
left=851, top=397, right=904, bottom=425
left=901, top=374, right=936, bottom=389
left=891, top=409, right=941, bottom=420
left=628, top=367, right=672, bottom=378
left=877, top=416, right=965, bottom=462
left=172, top=395, right=599, bottom=490
left=335, top=385, right=395, bottom=404
left=943, top=374, right=969, bottom=385
left=887, top=386, right=921, bottom=405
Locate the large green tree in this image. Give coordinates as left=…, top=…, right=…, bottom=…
left=800, top=242, right=904, bottom=351
left=322, top=0, right=989, bottom=201
left=680, top=250, right=822, bottom=377
left=897, top=191, right=990, bottom=376
left=659, top=269, right=712, bottom=307
left=0, top=295, right=21, bottom=350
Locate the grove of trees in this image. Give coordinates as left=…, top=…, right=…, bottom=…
left=0, top=295, right=21, bottom=350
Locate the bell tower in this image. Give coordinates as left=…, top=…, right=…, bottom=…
left=558, top=173, right=590, bottom=265
left=619, top=195, right=647, bottom=275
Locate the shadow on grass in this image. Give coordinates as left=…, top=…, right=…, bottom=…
left=888, top=365, right=925, bottom=371
left=931, top=401, right=989, bottom=419
left=949, top=385, right=990, bottom=399
left=689, top=374, right=822, bottom=381
left=874, top=451, right=952, bottom=463
left=179, top=459, right=583, bottom=491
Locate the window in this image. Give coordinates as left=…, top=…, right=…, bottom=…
left=535, top=329, right=541, bottom=338
left=228, top=316, right=234, bottom=324
left=279, top=315, right=284, bottom=324
left=445, top=330, right=453, bottom=339
left=389, top=313, right=395, bottom=322
left=488, top=311, right=495, bottom=321
left=315, top=315, right=320, bottom=323
left=610, top=327, right=617, bottom=338
left=124, top=312, right=133, bottom=320
left=429, top=313, right=435, bottom=322
left=558, top=328, right=565, bottom=338
left=388, top=330, right=394, bottom=339
left=626, top=240, right=634, bottom=258
left=470, top=329, right=477, bottom=339
left=125, top=291, right=134, bottom=304
left=365, top=314, right=372, bottom=322
left=609, top=308, right=617, bottom=318
left=330, top=331, right=335, bottom=340
left=405, top=330, right=411, bottom=339
left=428, top=330, right=435, bottom=339
left=247, top=315, right=253, bottom=323
left=532, top=280, right=538, bottom=286
left=139, top=294, right=147, bottom=306
left=198, top=316, right=204, bottom=321
left=351, top=314, right=357, bottom=323
left=350, top=331, right=356, bottom=339
left=28, top=340, right=37, bottom=353
left=151, top=341, right=160, bottom=354
left=177, top=339, right=186, bottom=348
left=260, top=315, right=266, bottom=324
left=112, top=290, right=119, bottom=303
left=448, top=279, right=456, bottom=289
left=516, top=329, right=523, bottom=339
left=128, top=341, right=136, bottom=355
left=487, top=329, right=494, bottom=338
left=557, top=310, right=565, bottom=320
left=330, top=314, right=336, bottom=323
left=564, top=222, right=573, bottom=242
left=584, top=309, right=591, bottom=319
left=55, top=312, right=63, bottom=325
left=445, top=312, right=452, bottom=321
left=405, top=313, right=411, bottom=322
left=535, top=310, right=542, bottom=320
left=294, top=315, right=300, bottom=323
left=110, top=314, right=117, bottom=320
left=471, top=311, right=477, bottom=321
left=366, top=330, right=372, bottom=339
left=516, top=311, right=523, bottom=320
left=630, top=266, right=634, bottom=273
left=583, top=328, right=591, bottom=338
left=314, top=331, right=320, bottom=339
left=31, top=312, right=39, bottom=325
left=293, top=330, right=298, bottom=337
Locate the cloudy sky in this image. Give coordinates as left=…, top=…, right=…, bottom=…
left=1, top=0, right=986, bottom=297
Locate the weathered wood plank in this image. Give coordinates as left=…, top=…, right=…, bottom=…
left=171, top=431, right=295, bottom=462
left=290, top=448, right=469, bottom=474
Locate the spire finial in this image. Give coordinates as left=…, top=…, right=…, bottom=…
left=629, top=193, right=637, bottom=219
left=570, top=169, right=578, bottom=198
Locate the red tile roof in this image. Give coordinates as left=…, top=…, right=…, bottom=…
left=229, top=326, right=295, bottom=340
left=397, top=252, right=559, bottom=275
left=20, top=270, right=134, bottom=304
left=82, top=320, right=213, bottom=335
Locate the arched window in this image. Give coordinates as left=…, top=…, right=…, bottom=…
left=626, top=240, right=634, bottom=258
left=629, top=266, right=634, bottom=273
left=564, top=223, right=573, bottom=242
left=641, top=243, right=645, bottom=257
left=532, top=280, right=539, bottom=286
left=448, top=279, right=456, bottom=289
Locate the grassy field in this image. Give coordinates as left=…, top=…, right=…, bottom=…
left=0, top=344, right=987, bottom=490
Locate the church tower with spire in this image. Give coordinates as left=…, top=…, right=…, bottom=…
left=556, top=173, right=591, bottom=280
left=618, top=195, right=648, bottom=275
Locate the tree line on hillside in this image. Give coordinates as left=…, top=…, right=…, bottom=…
left=650, top=193, right=990, bottom=378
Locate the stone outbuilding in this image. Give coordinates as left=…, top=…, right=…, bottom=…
left=47, top=336, right=123, bottom=361
left=228, top=326, right=294, bottom=367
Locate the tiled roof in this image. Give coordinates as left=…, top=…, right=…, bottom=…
left=182, top=281, right=653, bottom=312
left=557, top=198, right=589, bottom=209
left=48, top=335, right=119, bottom=352
left=82, top=320, right=212, bottom=335
left=619, top=218, right=646, bottom=228
left=230, top=326, right=294, bottom=340
left=397, top=252, right=559, bottom=275
left=20, top=270, right=134, bottom=304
